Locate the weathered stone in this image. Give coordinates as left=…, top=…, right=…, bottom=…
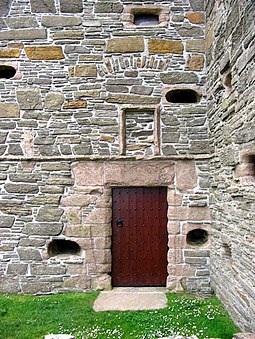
left=31, top=264, right=66, bottom=275
left=0, top=48, right=22, bottom=58
left=16, top=89, right=42, bottom=110
left=106, top=37, right=144, bottom=53
left=63, top=100, right=87, bottom=109
left=7, top=263, right=28, bottom=275
left=45, top=92, right=65, bottom=110
left=74, top=65, right=97, bottom=77
left=23, top=223, right=63, bottom=236
left=60, top=0, right=83, bottom=13
left=25, top=46, right=64, bottom=60
left=177, top=26, right=204, bottom=37
left=186, top=39, right=205, bottom=52
left=6, top=17, right=38, bottom=29
left=130, top=86, right=153, bottom=95
left=0, top=29, right=46, bottom=40
left=8, top=144, right=23, bottom=155
left=189, top=0, right=204, bottom=11
left=160, top=72, right=198, bottom=84
left=0, top=0, right=12, bottom=16
left=74, top=90, right=100, bottom=98
left=0, top=277, right=20, bottom=293
left=30, top=0, right=56, bottom=13
left=4, top=183, right=39, bottom=194
left=168, top=206, right=210, bottom=221
left=95, top=2, right=123, bottom=13
left=17, top=248, right=42, bottom=261
left=186, top=12, right=205, bottom=24
left=0, top=216, right=15, bottom=228
left=148, top=39, right=183, bottom=54
left=187, top=54, right=204, bottom=70
left=52, top=31, right=84, bottom=40
left=36, top=207, right=64, bottom=222
left=42, top=16, right=81, bottom=27
left=0, top=103, right=19, bottom=118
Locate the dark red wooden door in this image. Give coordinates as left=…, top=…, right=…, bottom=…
left=111, top=187, right=168, bottom=287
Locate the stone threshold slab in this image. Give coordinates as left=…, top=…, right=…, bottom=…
left=93, top=287, right=167, bottom=312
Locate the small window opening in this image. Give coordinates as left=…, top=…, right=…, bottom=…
left=165, top=89, right=200, bottom=104
left=48, top=239, right=81, bottom=256
left=186, top=229, right=208, bottom=246
left=0, top=65, right=16, bottom=79
left=222, top=243, right=232, bottom=259
left=223, top=72, right=232, bottom=96
left=134, top=14, right=159, bottom=26
left=245, top=155, right=255, bottom=176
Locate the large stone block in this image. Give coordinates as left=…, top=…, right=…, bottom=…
left=0, top=216, right=15, bottom=228
left=30, top=264, right=66, bottom=275
left=0, top=0, right=12, bottom=16
left=72, top=161, right=105, bottom=186
left=45, top=92, right=65, bottom=110
left=175, top=161, right=198, bottom=191
left=36, top=207, right=64, bottom=222
left=168, top=206, right=211, bottom=221
left=0, top=48, right=22, bottom=58
left=106, top=37, right=144, bottom=53
left=16, top=89, right=42, bottom=110
left=7, top=263, right=28, bottom=275
left=148, top=39, right=183, bottom=54
left=0, top=29, right=46, bottom=40
left=63, top=100, right=87, bottom=109
left=42, top=16, right=81, bottom=27
left=0, top=277, right=20, bottom=293
left=95, top=2, right=123, bottom=13
left=160, top=72, right=198, bottom=84
left=30, top=0, right=56, bottom=13
left=60, top=0, right=83, bottom=13
left=25, top=46, right=64, bottom=60
left=106, top=94, right=160, bottom=104
left=186, top=54, right=204, bottom=70
left=186, top=12, right=205, bottom=24
left=0, top=103, right=19, bottom=118
left=186, top=39, right=205, bottom=52
left=74, top=65, right=97, bottom=77
left=17, top=248, right=42, bottom=261
left=6, top=17, right=39, bottom=29
left=4, top=183, right=39, bottom=194
left=23, top=223, right=63, bottom=236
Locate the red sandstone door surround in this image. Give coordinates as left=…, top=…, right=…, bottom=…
left=111, top=187, right=168, bottom=286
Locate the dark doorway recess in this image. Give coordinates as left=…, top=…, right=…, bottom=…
left=111, top=187, right=168, bottom=287
left=0, top=65, right=16, bottom=79
left=48, top=239, right=81, bottom=256
left=165, top=89, right=200, bottom=104
left=187, top=229, right=208, bottom=246
left=134, top=14, right=159, bottom=26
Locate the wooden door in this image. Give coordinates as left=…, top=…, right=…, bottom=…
left=111, top=187, right=168, bottom=287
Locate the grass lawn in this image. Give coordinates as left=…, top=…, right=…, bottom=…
left=0, top=292, right=239, bottom=339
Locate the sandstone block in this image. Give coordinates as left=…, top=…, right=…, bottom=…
left=0, top=48, right=22, bottom=58
left=186, top=12, right=205, bottom=24
left=160, top=72, right=198, bottom=84
left=175, top=161, right=197, bottom=191
left=84, top=208, right=112, bottom=224
left=148, top=39, right=183, bottom=54
left=25, top=46, right=64, bottom=60
left=177, top=26, right=204, bottom=37
left=0, top=277, right=20, bottom=293
left=23, top=223, right=63, bottom=236
left=187, top=54, right=204, bottom=70
left=72, top=161, right=104, bottom=186
left=16, top=89, right=42, bottom=110
left=168, top=206, right=211, bottom=221
left=30, top=0, right=56, bottom=13
left=17, top=248, right=42, bottom=261
left=7, top=263, right=28, bottom=275
left=4, top=183, right=39, bottom=194
left=106, top=37, right=144, bottom=53
left=64, top=225, right=91, bottom=237
left=36, top=207, right=64, bottom=222
left=74, top=65, right=97, bottom=77
left=42, top=16, right=81, bottom=27
left=41, top=162, right=70, bottom=171
left=0, top=103, right=19, bottom=118
left=130, top=86, right=153, bottom=95
left=74, top=90, right=100, bottom=98
left=95, top=2, right=123, bottom=13
left=0, top=29, right=46, bottom=40
left=0, top=216, right=15, bottom=228
left=45, top=92, right=65, bottom=110
left=30, top=264, right=66, bottom=275
left=61, top=194, right=95, bottom=207
left=189, top=0, right=205, bottom=11
left=91, top=274, right=111, bottom=290
left=6, top=17, right=39, bottom=29
left=52, top=31, right=84, bottom=40
left=186, top=39, right=205, bottom=52
left=60, top=0, right=83, bottom=13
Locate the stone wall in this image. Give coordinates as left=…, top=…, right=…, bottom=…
left=206, top=0, right=255, bottom=332
left=0, top=0, right=212, bottom=294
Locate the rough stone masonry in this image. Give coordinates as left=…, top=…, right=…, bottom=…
left=0, top=0, right=254, bottom=333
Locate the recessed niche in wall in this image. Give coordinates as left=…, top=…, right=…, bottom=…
left=235, top=148, right=255, bottom=185
left=123, top=5, right=169, bottom=28
left=222, top=72, right=232, bottom=97
left=0, top=65, right=16, bottom=79
left=48, top=239, right=81, bottom=256
left=222, top=243, right=232, bottom=259
left=186, top=229, right=208, bottom=246
left=119, top=105, right=160, bottom=156
left=165, top=88, right=201, bottom=104
left=134, top=14, right=159, bottom=26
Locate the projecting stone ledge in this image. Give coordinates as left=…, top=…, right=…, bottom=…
left=106, top=37, right=144, bottom=53
left=25, top=46, right=64, bottom=60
